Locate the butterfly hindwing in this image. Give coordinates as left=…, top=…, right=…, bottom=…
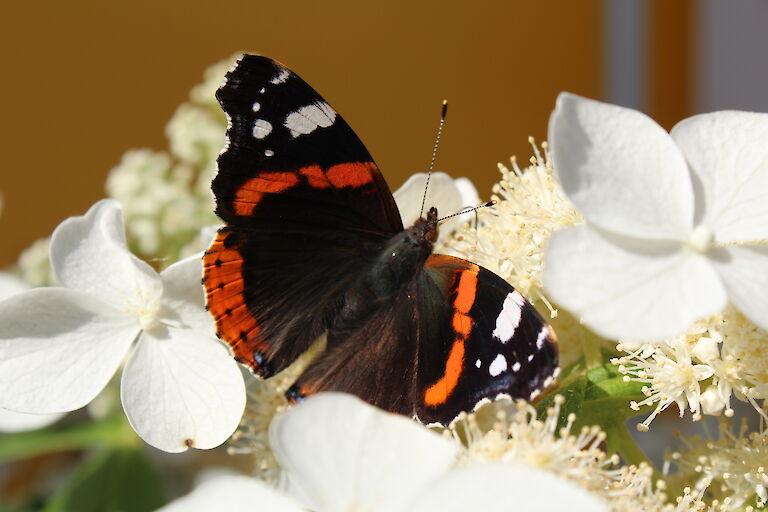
left=415, top=255, right=559, bottom=424
left=205, top=55, right=403, bottom=377
left=285, top=254, right=558, bottom=425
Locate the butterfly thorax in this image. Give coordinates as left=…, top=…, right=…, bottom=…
left=327, top=207, right=438, bottom=341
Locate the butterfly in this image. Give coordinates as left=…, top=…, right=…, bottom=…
left=203, top=55, right=559, bottom=425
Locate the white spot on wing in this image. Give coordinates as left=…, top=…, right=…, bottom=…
left=252, top=119, right=272, bottom=139
left=284, top=102, right=337, bottom=138
left=252, top=102, right=261, bottom=112
left=512, top=362, right=521, bottom=372
left=492, top=291, right=525, bottom=343
left=489, top=354, right=507, bottom=377
left=475, top=359, right=481, bottom=368
left=536, top=327, right=549, bottom=349
left=264, top=149, right=274, bottom=157
left=270, top=68, right=290, bottom=84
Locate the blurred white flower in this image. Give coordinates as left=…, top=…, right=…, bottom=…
left=17, top=237, right=57, bottom=287
left=0, top=199, right=245, bottom=452
left=188, top=54, right=240, bottom=108
left=668, top=420, right=768, bottom=510
left=166, top=103, right=225, bottom=172
left=394, top=172, right=479, bottom=236
left=0, top=272, right=28, bottom=301
left=160, top=393, right=607, bottom=512
left=544, top=92, right=768, bottom=345
left=107, top=149, right=216, bottom=258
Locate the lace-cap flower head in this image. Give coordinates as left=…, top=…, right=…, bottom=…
left=0, top=199, right=245, bottom=452
left=160, top=393, right=608, bottom=512
left=544, top=93, right=768, bottom=345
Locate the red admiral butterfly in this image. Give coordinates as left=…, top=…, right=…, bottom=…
left=203, top=55, right=558, bottom=424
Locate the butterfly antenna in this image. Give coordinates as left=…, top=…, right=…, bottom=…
left=433, top=200, right=497, bottom=224
left=419, top=99, right=449, bottom=218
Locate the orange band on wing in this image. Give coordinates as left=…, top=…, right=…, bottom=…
left=203, top=231, right=266, bottom=374
left=299, top=164, right=331, bottom=189
left=233, top=171, right=300, bottom=215
left=423, top=264, right=480, bottom=407
left=453, top=265, right=479, bottom=313
left=423, top=338, right=466, bottom=407
left=452, top=312, right=472, bottom=336
left=326, top=161, right=376, bottom=188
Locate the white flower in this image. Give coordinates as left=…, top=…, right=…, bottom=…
left=160, top=393, right=608, bottom=512
left=439, top=140, right=581, bottom=301
left=0, top=272, right=28, bottom=301
left=668, top=421, right=768, bottom=509
left=544, top=93, right=768, bottom=345
left=107, top=149, right=214, bottom=258
left=0, top=273, right=65, bottom=432
left=166, top=103, right=225, bottom=171
left=615, top=339, right=715, bottom=431
left=17, top=237, right=57, bottom=287
left=394, top=172, right=479, bottom=234
left=0, top=199, right=245, bottom=452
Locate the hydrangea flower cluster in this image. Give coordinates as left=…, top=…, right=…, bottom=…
left=1, top=55, right=768, bottom=511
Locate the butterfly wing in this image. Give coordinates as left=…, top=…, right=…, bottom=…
left=204, top=55, right=403, bottom=377
left=287, top=254, right=559, bottom=425
left=416, top=254, right=559, bottom=424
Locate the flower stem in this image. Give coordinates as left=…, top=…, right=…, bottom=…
left=0, top=416, right=135, bottom=463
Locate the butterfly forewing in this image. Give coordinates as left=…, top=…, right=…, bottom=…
left=205, top=55, right=402, bottom=376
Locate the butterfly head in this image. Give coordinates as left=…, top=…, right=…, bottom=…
left=408, top=206, right=439, bottom=245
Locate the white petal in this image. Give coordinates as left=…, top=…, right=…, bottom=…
left=543, top=225, right=727, bottom=344
left=548, top=93, right=694, bottom=239
left=50, top=199, right=162, bottom=308
left=709, top=245, right=768, bottom=332
left=394, top=172, right=477, bottom=229
left=0, top=408, right=64, bottom=433
left=672, top=111, right=768, bottom=244
left=454, top=177, right=480, bottom=207
left=408, top=464, right=609, bottom=512
left=120, top=327, right=245, bottom=453
left=159, top=253, right=214, bottom=334
left=0, top=273, right=29, bottom=301
left=0, top=288, right=137, bottom=413
left=157, top=475, right=305, bottom=512
left=700, top=386, right=725, bottom=415
left=270, top=393, right=458, bottom=512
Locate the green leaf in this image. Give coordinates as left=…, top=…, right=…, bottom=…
left=571, top=362, right=648, bottom=429
left=0, top=417, right=132, bottom=463
left=44, top=448, right=166, bottom=512
left=539, top=359, right=656, bottom=468
left=535, top=369, right=588, bottom=431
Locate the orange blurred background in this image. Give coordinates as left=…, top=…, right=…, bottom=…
left=0, top=1, right=704, bottom=267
